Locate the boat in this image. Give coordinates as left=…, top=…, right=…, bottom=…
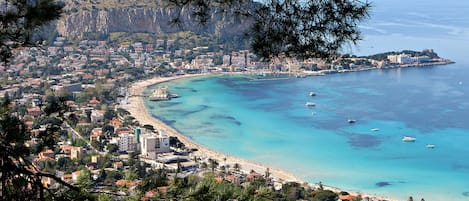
left=426, top=144, right=435, bottom=149
left=402, top=136, right=416, bottom=142
left=371, top=128, right=380, bottom=132
left=305, top=102, right=316, bottom=107
left=309, top=92, right=316, bottom=96
left=347, top=119, right=356, bottom=124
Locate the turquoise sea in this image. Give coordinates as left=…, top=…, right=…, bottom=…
left=144, top=1, right=469, bottom=200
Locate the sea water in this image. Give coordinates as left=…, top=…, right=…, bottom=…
left=145, top=65, right=469, bottom=200
left=144, top=0, right=469, bottom=200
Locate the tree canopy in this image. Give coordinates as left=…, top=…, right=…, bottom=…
left=163, top=0, right=371, bottom=59
left=0, top=0, right=63, bottom=63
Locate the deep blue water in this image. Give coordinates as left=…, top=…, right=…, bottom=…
left=143, top=1, right=469, bottom=200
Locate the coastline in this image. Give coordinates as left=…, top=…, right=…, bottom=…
left=121, top=73, right=398, bottom=201
left=122, top=73, right=302, bottom=181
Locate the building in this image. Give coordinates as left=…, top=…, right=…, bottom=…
left=70, top=146, right=84, bottom=160
left=89, top=128, right=102, bottom=142
left=140, top=130, right=170, bottom=160
left=27, top=107, right=42, bottom=117
left=91, top=110, right=104, bottom=122
left=387, top=53, right=414, bottom=64
left=118, top=133, right=136, bottom=152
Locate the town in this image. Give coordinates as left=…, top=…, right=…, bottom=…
left=0, top=35, right=448, bottom=201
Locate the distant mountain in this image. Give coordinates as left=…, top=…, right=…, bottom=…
left=56, top=0, right=255, bottom=41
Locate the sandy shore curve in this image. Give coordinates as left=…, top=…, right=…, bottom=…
left=120, top=73, right=397, bottom=201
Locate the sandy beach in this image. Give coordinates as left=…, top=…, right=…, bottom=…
left=121, top=74, right=301, bottom=182
left=121, top=74, right=397, bottom=201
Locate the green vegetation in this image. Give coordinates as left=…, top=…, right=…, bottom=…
left=366, top=49, right=439, bottom=61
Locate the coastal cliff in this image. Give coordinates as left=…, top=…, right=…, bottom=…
left=56, top=1, right=254, bottom=40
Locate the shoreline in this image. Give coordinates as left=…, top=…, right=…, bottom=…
left=121, top=73, right=398, bottom=201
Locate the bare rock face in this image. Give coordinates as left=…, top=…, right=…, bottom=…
left=56, top=6, right=252, bottom=40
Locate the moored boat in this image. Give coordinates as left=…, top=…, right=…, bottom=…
left=305, top=102, right=316, bottom=107
left=402, top=136, right=416, bottom=142
left=426, top=144, right=435, bottom=149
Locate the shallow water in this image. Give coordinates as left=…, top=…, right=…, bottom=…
left=145, top=63, right=469, bottom=200
left=143, top=1, right=469, bottom=200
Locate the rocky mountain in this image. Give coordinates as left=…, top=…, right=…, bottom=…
left=56, top=0, right=255, bottom=40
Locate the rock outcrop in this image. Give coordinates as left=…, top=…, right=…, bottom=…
left=56, top=6, right=253, bottom=40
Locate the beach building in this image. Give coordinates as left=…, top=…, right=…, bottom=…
left=140, top=130, right=170, bottom=160
left=118, top=133, right=136, bottom=152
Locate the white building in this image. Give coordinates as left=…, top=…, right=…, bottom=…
left=140, top=130, right=170, bottom=160
left=387, top=53, right=414, bottom=64
left=397, top=54, right=413, bottom=64
left=118, top=133, right=136, bottom=152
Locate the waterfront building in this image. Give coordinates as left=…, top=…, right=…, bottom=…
left=140, top=130, right=170, bottom=160
left=397, top=54, right=413, bottom=64
left=118, top=133, right=136, bottom=152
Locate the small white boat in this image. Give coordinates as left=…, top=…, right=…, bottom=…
left=402, top=136, right=416, bottom=142
left=311, top=112, right=316, bottom=116
left=347, top=119, right=356, bottom=124
left=309, top=92, right=316, bottom=96
left=426, top=144, right=435, bottom=149
left=305, top=102, right=316, bottom=107
left=371, top=128, right=380, bottom=132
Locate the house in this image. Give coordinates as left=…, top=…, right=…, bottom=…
left=72, top=170, right=81, bottom=181
left=113, top=161, right=123, bottom=170
left=88, top=97, right=101, bottom=107
left=61, top=174, right=72, bottom=182
left=115, top=127, right=133, bottom=135
left=61, top=145, right=73, bottom=154
left=91, top=155, right=101, bottom=163
left=70, top=146, right=84, bottom=160
left=41, top=176, right=56, bottom=188
left=27, top=107, right=42, bottom=117
left=39, top=149, right=55, bottom=160
left=91, top=110, right=105, bottom=122
left=246, top=171, right=263, bottom=182
left=90, top=128, right=103, bottom=142
left=109, top=118, right=123, bottom=128
left=339, top=194, right=356, bottom=201
left=86, top=162, right=98, bottom=170
left=225, top=175, right=241, bottom=185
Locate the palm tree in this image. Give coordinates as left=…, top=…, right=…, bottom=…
left=233, top=163, right=241, bottom=172
left=201, top=162, right=208, bottom=169
left=208, top=158, right=219, bottom=173
left=265, top=168, right=270, bottom=178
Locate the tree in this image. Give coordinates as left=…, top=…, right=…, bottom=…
left=312, top=190, right=338, bottom=201
left=0, top=99, right=87, bottom=200
left=163, top=0, right=371, bottom=59
left=103, top=108, right=116, bottom=122
left=233, top=163, right=241, bottom=172
left=77, top=169, right=93, bottom=190
left=1, top=0, right=63, bottom=64
left=208, top=158, right=219, bottom=173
